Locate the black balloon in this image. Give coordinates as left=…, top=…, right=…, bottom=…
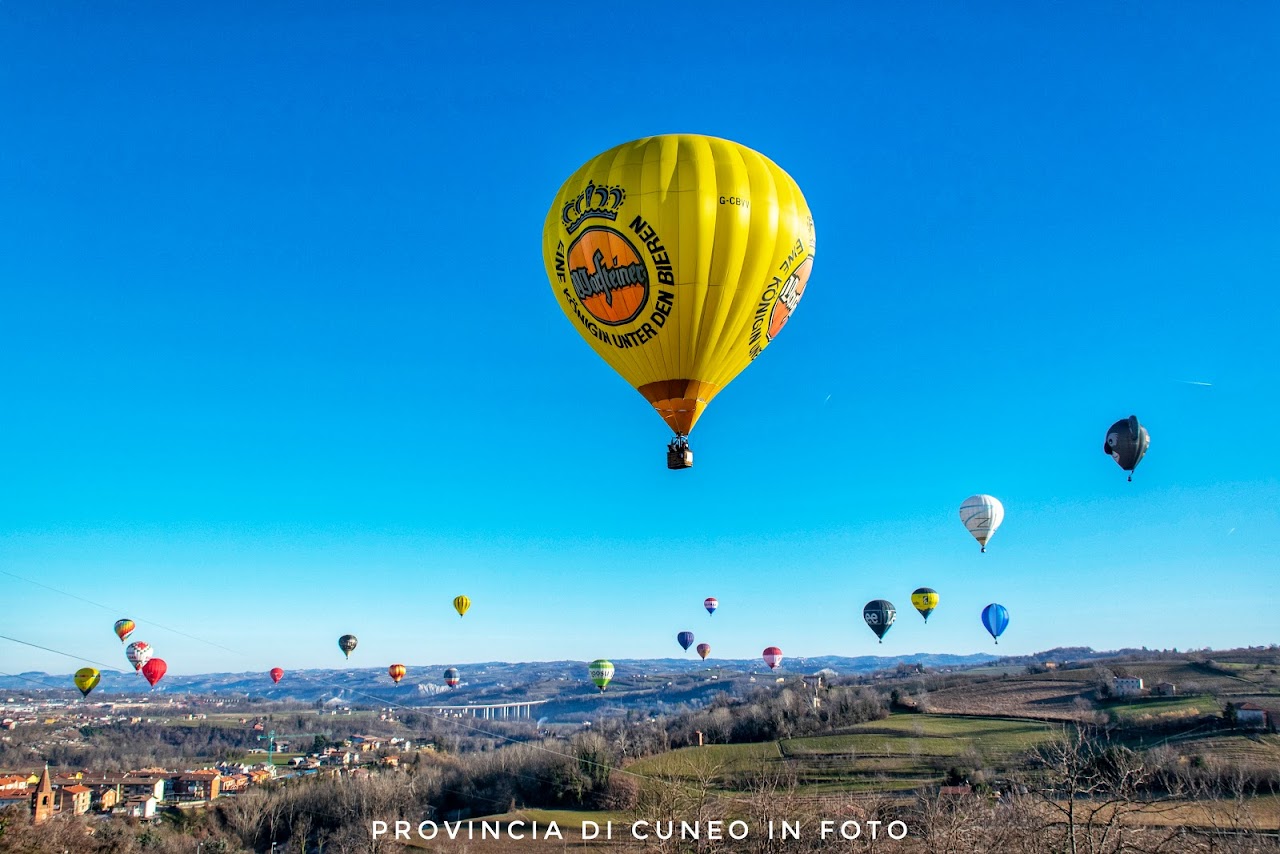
left=1104, top=415, right=1150, bottom=481
left=863, top=599, right=897, bottom=642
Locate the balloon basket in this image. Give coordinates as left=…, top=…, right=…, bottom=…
left=667, top=438, right=693, bottom=470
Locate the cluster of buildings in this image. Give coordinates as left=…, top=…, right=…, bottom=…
left=1108, top=677, right=1276, bottom=729
left=0, top=765, right=236, bottom=822
left=0, top=726, right=432, bottom=826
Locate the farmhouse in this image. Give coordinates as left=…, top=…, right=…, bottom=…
left=1236, top=703, right=1268, bottom=729
left=1112, top=677, right=1144, bottom=697
left=1152, top=682, right=1177, bottom=697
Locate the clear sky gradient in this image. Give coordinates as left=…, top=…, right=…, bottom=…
left=2, top=3, right=1277, bottom=675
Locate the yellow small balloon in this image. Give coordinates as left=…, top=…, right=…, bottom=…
left=453, top=595, right=471, bottom=618
left=74, top=667, right=101, bottom=698
left=911, top=588, right=940, bottom=622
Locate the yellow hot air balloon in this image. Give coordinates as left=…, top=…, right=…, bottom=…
left=911, top=587, right=940, bottom=622
left=543, top=134, right=816, bottom=468
left=74, top=667, right=101, bottom=698
left=453, top=595, right=471, bottom=618
left=388, top=664, right=406, bottom=685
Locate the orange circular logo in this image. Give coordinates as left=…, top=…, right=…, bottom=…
left=767, top=255, right=813, bottom=341
left=567, top=227, right=649, bottom=326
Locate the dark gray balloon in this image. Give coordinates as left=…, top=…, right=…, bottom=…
left=1104, top=415, right=1150, bottom=481
left=862, top=599, right=897, bottom=642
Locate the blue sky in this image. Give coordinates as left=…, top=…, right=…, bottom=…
left=2, top=3, right=1277, bottom=676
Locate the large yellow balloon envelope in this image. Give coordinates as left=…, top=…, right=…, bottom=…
left=453, top=595, right=471, bottom=617
left=542, top=135, right=815, bottom=464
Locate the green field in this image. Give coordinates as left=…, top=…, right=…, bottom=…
left=785, top=715, right=1056, bottom=758
left=1105, top=695, right=1220, bottom=723
left=624, top=714, right=1062, bottom=796
left=626, top=742, right=781, bottom=778
left=1158, top=732, right=1280, bottom=765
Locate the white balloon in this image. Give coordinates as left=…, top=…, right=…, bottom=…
left=125, top=641, right=153, bottom=671
left=959, top=494, right=1004, bottom=552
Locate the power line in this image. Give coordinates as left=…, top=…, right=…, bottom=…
left=0, top=634, right=125, bottom=672
left=0, top=568, right=245, bottom=656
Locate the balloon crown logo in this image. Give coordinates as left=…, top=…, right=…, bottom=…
left=562, top=181, right=626, bottom=234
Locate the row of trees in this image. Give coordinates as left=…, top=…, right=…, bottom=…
left=663, top=683, right=890, bottom=746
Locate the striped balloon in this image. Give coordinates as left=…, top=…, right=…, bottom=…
left=762, top=647, right=783, bottom=670
left=113, top=619, right=135, bottom=643
left=589, top=659, right=615, bottom=692
left=982, top=603, right=1010, bottom=644
left=703, top=597, right=718, bottom=615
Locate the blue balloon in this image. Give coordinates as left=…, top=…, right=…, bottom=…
left=677, top=631, right=695, bottom=651
left=981, top=603, right=1009, bottom=644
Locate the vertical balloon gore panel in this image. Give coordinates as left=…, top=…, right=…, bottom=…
left=543, top=134, right=815, bottom=436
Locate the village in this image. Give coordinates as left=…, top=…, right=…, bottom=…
left=0, top=694, right=430, bottom=826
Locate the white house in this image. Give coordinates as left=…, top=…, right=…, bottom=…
left=1112, top=677, right=1144, bottom=697
left=116, top=796, right=157, bottom=819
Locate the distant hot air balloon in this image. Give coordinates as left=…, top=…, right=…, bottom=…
left=74, top=667, right=101, bottom=698
left=388, top=664, right=406, bottom=685
left=762, top=647, right=784, bottom=670
left=269, top=667, right=284, bottom=684
left=696, top=643, right=711, bottom=660
left=125, top=641, right=153, bottom=672
left=703, top=597, right=718, bottom=616
left=589, top=659, right=615, bottom=693
left=338, top=635, right=358, bottom=659
left=960, top=494, right=1004, bottom=552
left=863, top=600, right=897, bottom=643
left=982, top=603, right=1010, bottom=644
left=141, top=658, right=166, bottom=687
left=1104, top=415, right=1150, bottom=481
left=911, top=588, right=939, bottom=622
left=543, top=134, right=816, bottom=469
left=113, top=619, right=135, bottom=643
left=444, top=667, right=460, bottom=688
left=453, top=595, right=471, bottom=618
left=677, top=631, right=695, bottom=652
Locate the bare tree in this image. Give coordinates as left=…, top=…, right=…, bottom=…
left=1021, top=723, right=1192, bottom=854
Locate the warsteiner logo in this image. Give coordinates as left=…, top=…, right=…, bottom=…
left=567, top=228, right=649, bottom=326
left=767, top=255, right=813, bottom=340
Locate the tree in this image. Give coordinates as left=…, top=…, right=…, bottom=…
left=1021, top=723, right=1185, bottom=854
